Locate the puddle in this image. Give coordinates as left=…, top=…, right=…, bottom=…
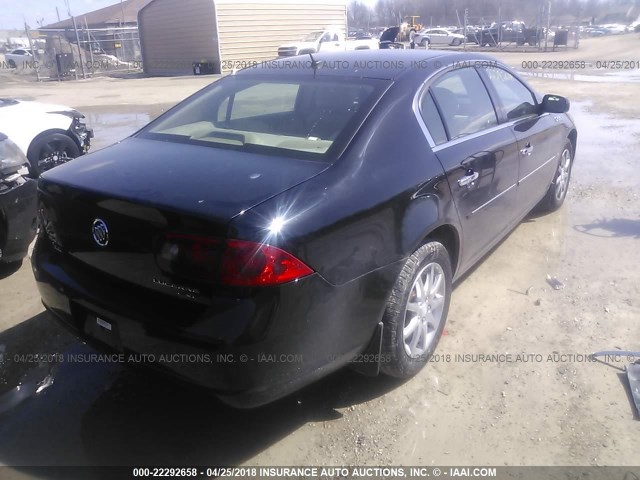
left=79, top=104, right=173, bottom=151
left=75, top=100, right=640, bottom=190
left=569, top=101, right=640, bottom=188
left=519, top=70, right=640, bottom=83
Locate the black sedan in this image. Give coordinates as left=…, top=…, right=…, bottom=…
left=33, top=50, right=576, bottom=407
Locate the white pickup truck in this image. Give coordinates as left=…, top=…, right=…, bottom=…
left=277, top=29, right=379, bottom=57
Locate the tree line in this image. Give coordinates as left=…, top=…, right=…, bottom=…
left=348, top=0, right=640, bottom=29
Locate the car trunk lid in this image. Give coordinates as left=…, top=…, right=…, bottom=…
left=38, top=137, right=328, bottom=298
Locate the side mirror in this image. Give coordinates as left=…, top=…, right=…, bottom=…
left=541, top=94, right=570, bottom=114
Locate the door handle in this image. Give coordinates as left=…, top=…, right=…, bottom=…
left=520, top=143, right=533, bottom=156
left=458, top=170, right=479, bottom=187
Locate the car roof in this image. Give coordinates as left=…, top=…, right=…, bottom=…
left=237, top=49, right=501, bottom=81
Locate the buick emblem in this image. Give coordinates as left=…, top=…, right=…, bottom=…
left=92, top=218, right=109, bottom=247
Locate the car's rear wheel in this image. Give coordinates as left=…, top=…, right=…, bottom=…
left=380, top=241, right=452, bottom=378
left=28, top=133, right=80, bottom=175
left=7, top=59, right=16, bottom=68
left=537, top=141, right=573, bottom=212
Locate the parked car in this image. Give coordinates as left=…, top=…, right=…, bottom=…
left=0, top=99, right=93, bottom=175
left=601, top=23, right=628, bottom=34
left=33, top=50, right=576, bottom=408
left=476, top=21, right=541, bottom=46
left=277, top=29, right=378, bottom=57
left=583, top=26, right=608, bottom=37
left=414, top=28, right=465, bottom=47
left=0, top=133, right=37, bottom=265
left=4, top=48, right=33, bottom=68
left=378, top=26, right=404, bottom=49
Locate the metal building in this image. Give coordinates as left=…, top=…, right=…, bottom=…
left=138, top=0, right=347, bottom=76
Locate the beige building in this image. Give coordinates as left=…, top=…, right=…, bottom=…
left=138, top=0, right=347, bottom=76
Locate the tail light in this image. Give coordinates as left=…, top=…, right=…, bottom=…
left=156, top=234, right=313, bottom=287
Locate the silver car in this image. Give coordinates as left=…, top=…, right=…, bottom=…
left=414, top=29, right=465, bottom=47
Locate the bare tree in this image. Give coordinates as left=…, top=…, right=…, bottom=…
left=363, top=0, right=636, bottom=27
left=348, top=1, right=374, bottom=30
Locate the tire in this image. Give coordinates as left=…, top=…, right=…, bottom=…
left=421, top=38, right=430, bottom=48
left=450, top=38, right=462, bottom=46
left=27, top=133, right=80, bottom=176
left=536, top=141, right=574, bottom=213
left=380, top=241, right=452, bottom=379
left=7, top=59, right=16, bottom=68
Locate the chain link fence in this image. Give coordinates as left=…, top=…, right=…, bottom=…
left=21, top=25, right=142, bottom=80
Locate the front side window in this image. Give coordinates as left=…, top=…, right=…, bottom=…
left=140, top=76, right=387, bottom=160
left=304, top=32, right=323, bottom=42
left=482, top=67, right=537, bottom=120
left=430, top=68, right=498, bottom=140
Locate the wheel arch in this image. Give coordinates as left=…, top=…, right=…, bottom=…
left=26, top=128, right=78, bottom=161
left=568, top=128, right=577, bottom=156
left=423, top=224, right=460, bottom=277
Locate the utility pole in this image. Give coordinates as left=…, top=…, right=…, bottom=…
left=64, top=1, right=86, bottom=79
left=85, top=17, right=94, bottom=69
left=464, top=8, right=468, bottom=51
left=498, top=0, right=502, bottom=45
left=24, top=22, right=40, bottom=82
left=544, top=0, right=551, bottom=52
left=71, top=15, right=87, bottom=79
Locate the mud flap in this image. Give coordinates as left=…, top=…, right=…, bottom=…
left=349, top=322, right=383, bottom=377
left=627, top=363, right=640, bottom=417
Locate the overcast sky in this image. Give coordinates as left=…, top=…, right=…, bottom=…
left=2, top=0, right=381, bottom=30
left=3, top=0, right=134, bottom=30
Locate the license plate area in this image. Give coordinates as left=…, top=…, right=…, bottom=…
left=83, top=312, right=123, bottom=351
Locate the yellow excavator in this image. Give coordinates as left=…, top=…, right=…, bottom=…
left=405, top=15, right=423, bottom=34
left=402, top=15, right=423, bottom=41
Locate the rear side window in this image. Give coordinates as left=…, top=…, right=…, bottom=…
left=420, top=92, right=448, bottom=145
left=482, top=67, right=537, bottom=120
left=430, top=68, right=498, bottom=140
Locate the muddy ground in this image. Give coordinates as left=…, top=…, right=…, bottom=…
left=0, top=34, right=638, bottom=470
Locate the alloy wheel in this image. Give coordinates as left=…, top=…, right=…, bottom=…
left=403, top=262, right=446, bottom=358
left=555, top=148, right=572, bottom=201
left=38, top=141, right=74, bottom=172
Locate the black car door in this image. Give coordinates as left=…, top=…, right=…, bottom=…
left=478, top=66, right=562, bottom=215
left=418, top=67, right=520, bottom=270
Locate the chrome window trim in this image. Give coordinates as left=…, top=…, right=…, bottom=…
left=412, top=65, right=448, bottom=150
left=412, top=61, right=546, bottom=152
left=433, top=122, right=516, bottom=152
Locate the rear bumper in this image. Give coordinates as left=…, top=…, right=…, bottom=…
left=32, top=236, right=397, bottom=407
left=0, top=177, right=37, bottom=263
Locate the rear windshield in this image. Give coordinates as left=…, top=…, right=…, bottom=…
left=138, top=75, right=389, bottom=161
